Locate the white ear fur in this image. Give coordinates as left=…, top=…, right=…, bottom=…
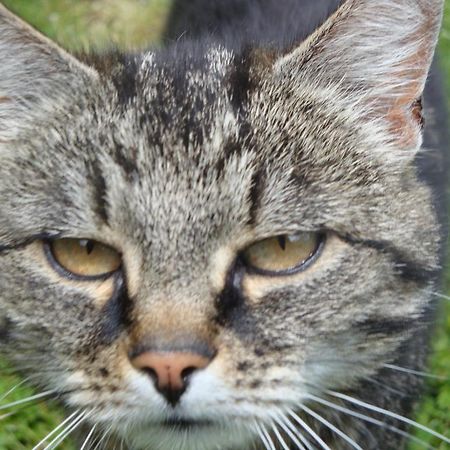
left=275, top=0, right=444, bottom=149
left=0, top=4, right=97, bottom=139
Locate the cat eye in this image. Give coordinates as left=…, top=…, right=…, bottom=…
left=45, top=238, right=122, bottom=280
left=241, top=232, right=324, bottom=276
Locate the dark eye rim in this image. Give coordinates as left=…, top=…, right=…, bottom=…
left=240, top=233, right=326, bottom=277
left=43, top=239, right=122, bottom=282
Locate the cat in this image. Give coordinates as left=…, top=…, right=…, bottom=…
left=0, top=0, right=448, bottom=449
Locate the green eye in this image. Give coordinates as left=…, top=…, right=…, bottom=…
left=45, top=238, right=122, bottom=279
left=241, top=232, right=324, bottom=275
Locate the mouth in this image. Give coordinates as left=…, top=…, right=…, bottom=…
left=160, top=418, right=213, bottom=431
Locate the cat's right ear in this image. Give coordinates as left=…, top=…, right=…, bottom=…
left=0, top=4, right=97, bottom=138
left=273, top=0, right=444, bottom=151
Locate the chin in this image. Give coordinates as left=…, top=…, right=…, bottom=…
left=124, top=422, right=255, bottom=450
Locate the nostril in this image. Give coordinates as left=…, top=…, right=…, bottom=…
left=181, top=366, right=197, bottom=382
left=143, top=367, right=159, bottom=385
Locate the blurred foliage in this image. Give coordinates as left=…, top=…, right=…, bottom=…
left=0, top=0, right=449, bottom=448
left=1, top=0, right=171, bottom=50
left=441, top=0, right=450, bottom=110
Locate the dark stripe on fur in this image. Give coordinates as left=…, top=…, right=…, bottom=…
left=112, top=138, right=139, bottom=182
left=80, top=51, right=139, bottom=105
left=215, top=258, right=247, bottom=326
left=114, top=56, right=139, bottom=105
left=214, top=137, right=242, bottom=177
left=89, top=162, right=110, bottom=225
left=341, top=234, right=438, bottom=284
left=228, top=49, right=254, bottom=114
left=355, top=317, right=416, bottom=336
left=97, top=275, right=132, bottom=346
left=0, top=317, right=12, bottom=342
left=247, top=166, right=265, bottom=226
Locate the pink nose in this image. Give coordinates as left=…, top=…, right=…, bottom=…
left=131, top=352, right=211, bottom=406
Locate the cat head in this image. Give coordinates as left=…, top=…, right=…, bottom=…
left=0, top=0, right=444, bottom=448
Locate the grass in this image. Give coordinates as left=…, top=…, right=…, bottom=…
left=0, top=0, right=449, bottom=449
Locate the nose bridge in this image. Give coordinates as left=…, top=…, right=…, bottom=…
left=139, top=230, right=212, bottom=288
left=131, top=307, right=214, bottom=349
left=128, top=295, right=218, bottom=368
left=131, top=285, right=216, bottom=341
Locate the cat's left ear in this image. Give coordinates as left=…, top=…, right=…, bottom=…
left=274, top=0, right=444, bottom=150
left=0, top=4, right=97, bottom=138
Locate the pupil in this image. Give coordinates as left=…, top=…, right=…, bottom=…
left=277, top=236, right=286, bottom=250
left=80, top=240, right=95, bottom=255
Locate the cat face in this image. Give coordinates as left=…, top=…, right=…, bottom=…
left=0, top=0, right=445, bottom=449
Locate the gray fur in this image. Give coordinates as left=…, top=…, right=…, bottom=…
left=0, top=1, right=447, bottom=449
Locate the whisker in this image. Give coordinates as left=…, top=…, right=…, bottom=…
left=271, top=413, right=307, bottom=450
left=43, top=410, right=89, bottom=450
left=327, top=390, right=450, bottom=445
left=305, top=357, right=447, bottom=382
left=0, top=395, right=59, bottom=423
left=91, top=424, right=114, bottom=450
left=101, top=428, right=115, bottom=450
left=260, top=422, right=277, bottom=450
left=254, top=422, right=271, bottom=450
left=382, top=363, right=448, bottom=381
left=0, top=385, right=92, bottom=429
left=0, top=365, right=65, bottom=376
left=306, top=393, right=436, bottom=450
left=0, top=411, right=16, bottom=420
left=0, top=377, right=31, bottom=402
left=299, top=404, right=363, bottom=450
left=288, top=409, right=332, bottom=450
left=427, top=290, right=450, bottom=302
left=0, top=390, right=54, bottom=411
left=364, top=377, right=407, bottom=397
left=80, top=423, right=97, bottom=450
left=270, top=420, right=291, bottom=450
left=32, top=409, right=80, bottom=450
left=278, top=413, right=314, bottom=450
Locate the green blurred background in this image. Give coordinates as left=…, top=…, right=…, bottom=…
left=0, top=0, right=448, bottom=449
